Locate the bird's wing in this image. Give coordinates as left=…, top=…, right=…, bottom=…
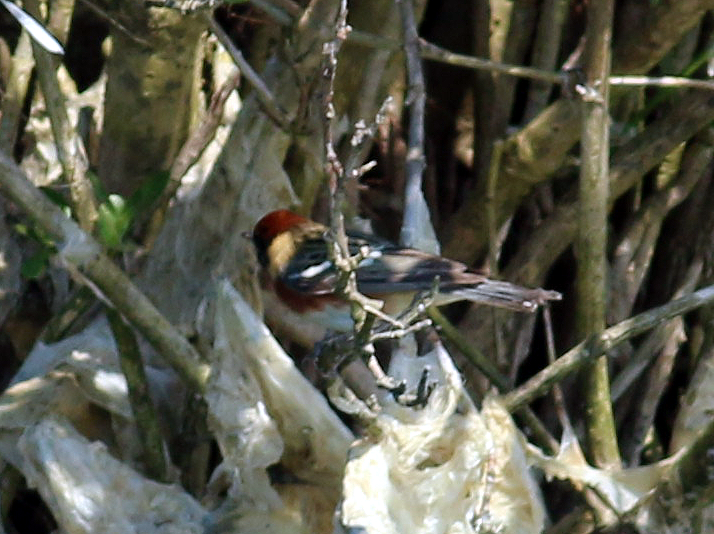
left=281, top=232, right=561, bottom=312
left=281, top=238, right=340, bottom=295
left=282, top=236, right=478, bottom=296
left=280, top=230, right=397, bottom=295
left=353, top=248, right=480, bottom=292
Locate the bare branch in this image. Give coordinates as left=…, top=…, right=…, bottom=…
left=577, top=0, right=620, bottom=469
left=503, top=283, right=714, bottom=412
left=396, top=0, right=438, bottom=253
left=524, top=0, right=569, bottom=120
left=107, top=307, right=171, bottom=482
left=24, top=0, right=98, bottom=232
left=207, top=13, right=291, bottom=131
left=420, top=38, right=562, bottom=84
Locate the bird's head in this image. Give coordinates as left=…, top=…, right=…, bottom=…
left=250, top=210, right=325, bottom=276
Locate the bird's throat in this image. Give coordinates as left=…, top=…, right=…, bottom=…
left=267, top=231, right=297, bottom=277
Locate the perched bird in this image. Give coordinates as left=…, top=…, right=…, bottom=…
left=250, top=209, right=561, bottom=335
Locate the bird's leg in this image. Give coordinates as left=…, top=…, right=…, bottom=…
left=395, top=368, right=436, bottom=407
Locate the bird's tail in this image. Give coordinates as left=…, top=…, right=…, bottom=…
left=444, top=280, right=562, bottom=312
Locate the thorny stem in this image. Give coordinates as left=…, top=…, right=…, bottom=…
left=319, top=2, right=438, bottom=400
left=323, top=0, right=349, bottom=254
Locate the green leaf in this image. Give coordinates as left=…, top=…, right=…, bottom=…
left=97, top=194, right=133, bottom=249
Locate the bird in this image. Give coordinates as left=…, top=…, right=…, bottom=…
left=250, top=209, right=561, bottom=336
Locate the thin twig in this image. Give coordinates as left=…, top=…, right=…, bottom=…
left=171, top=69, right=242, bottom=180
left=421, top=39, right=562, bottom=84
left=77, top=0, right=152, bottom=47
left=0, top=32, right=33, bottom=150
left=503, top=282, right=714, bottom=412
left=609, top=75, right=714, bottom=91
left=486, top=140, right=505, bottom=367
left=428, top=307, right=507, bottom=390
left=428, top=307, right=558, bottom=453
left=486, top=139, right=504, bottom=275
left=323, top=0, right=351, bottom=255
left=318, top=1, right=388, bottom=390
left=322, top=1, right=385, bottom=348
left=207, top=13, right=291, bottom=131
left=523, top=0, right=569, bottom=120
left=107, top=307, right=171, bottom=482
left=24, top=0, right=98, bottom=232
left=233, top=8, right=714, bottom=93
left=421, top=39, right=714, bottom=92
left=543, top=304, right=572, bottom=435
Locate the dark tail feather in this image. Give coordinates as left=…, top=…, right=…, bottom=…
left=448, top=280, right=562, bottom=312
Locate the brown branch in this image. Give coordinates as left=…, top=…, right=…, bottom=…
left=107, top=307, right=171, bottom=482
left=207, top=13, right=291, bottom=131
left=442, top=2, right=714, bottom=266
left=577, top=0, right=619, bottom=469
left=503, top=283, right=714, bottom=412
left=523, top=0, right=569, bottom=120
left=505, top=89, right=714, bottom=289
left=24, top=0, right=98, bottom=232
